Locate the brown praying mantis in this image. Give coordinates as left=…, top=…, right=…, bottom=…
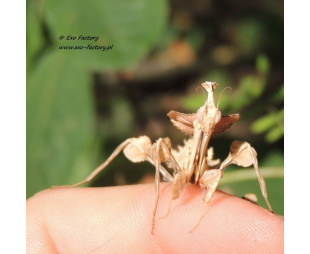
left=65, top=81, right=273, bottom=234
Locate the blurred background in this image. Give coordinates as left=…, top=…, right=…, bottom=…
left=27, top=0, right=284, bottom=214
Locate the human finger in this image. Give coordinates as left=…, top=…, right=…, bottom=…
left=26, top=183, right=283, bottom=254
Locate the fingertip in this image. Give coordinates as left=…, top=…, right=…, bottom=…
left=26, top=184, right=283, bottom=254
left=154, top=184, right=283, bottom=254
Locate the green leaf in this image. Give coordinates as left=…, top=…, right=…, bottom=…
left=185, top=27, right=205, bottom=51
left=181, top=69, right=231, bottom=112
left=219, top=167, right=284, bottom=185
left=26, top=50, right=98, bottom=198
left=230, top=75, right=263, bottom=110
left=181, top=94, right=204, bottom=112
left=251, top=109, right=283, bottom=142
left=260, top=151, right=284, bottom=167
left=26, top=0, right=45, bottom=72
left=256, top=54, right=271, bottom=75
left=99, top=96, right=135, bottom=138
left=235, top=19, right=264, bottom=55
left=266, top=125, right=284, bottom=143
left=219, top=167, right=284, bottom=214
left=271, top=85, right=284, bottom=103
left=251, top=113, right=277, bottom=134
left=44, top=0, right=168, bottom=70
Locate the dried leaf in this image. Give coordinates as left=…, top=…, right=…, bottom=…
left=123, top=136, right=152, bottom=163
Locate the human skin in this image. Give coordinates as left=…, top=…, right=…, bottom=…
left=26, top=183, right=284, bottom=254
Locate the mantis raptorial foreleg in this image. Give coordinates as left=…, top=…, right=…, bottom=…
left=159, top=169, right=187, bottom=221
left=189, top=169, right=222, bottom=233
left=150, top=138, right=188, bottom=225
left=150, top=137, right=182, bottom=234
left=199, top=169, right=223, bottom=204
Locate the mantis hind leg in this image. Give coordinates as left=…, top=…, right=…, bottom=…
left=248, top=145, right=273, bottom=212
left=219, top=141, right=274, bottom=213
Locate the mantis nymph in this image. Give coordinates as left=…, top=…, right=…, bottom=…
left=66, top=81, right=273, bottom=234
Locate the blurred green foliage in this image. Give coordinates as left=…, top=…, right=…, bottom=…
left=27, top=52, right=97, bottom=196
left=26, top=0, right=168, bottom=197
left=219, top=174, right=284, bottom=214
left=251, top=108, right=284, bottom=143
left=27, top=0, right=283, bottom=215
left=181, top=54, right=269, bottom=112
left=181, top=54, right=284, bottom=144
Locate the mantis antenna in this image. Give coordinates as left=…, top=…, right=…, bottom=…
left=196, top=85, right=206, bottom=103
left=217, top=86, right=232, bottom=109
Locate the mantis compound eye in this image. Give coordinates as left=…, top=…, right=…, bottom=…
left=201, top=81, right=218, bottom=92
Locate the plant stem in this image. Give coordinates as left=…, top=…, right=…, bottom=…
left=219, top=167, right=283, bottom=186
